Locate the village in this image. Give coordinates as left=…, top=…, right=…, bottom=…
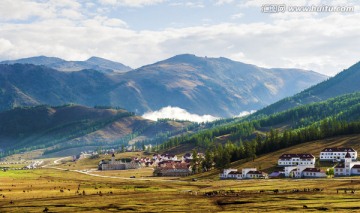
left=98, top=152, right=199, bottom=177
left=95, top=146, right=360, bottom=180
left=221, top=147, right=360, bottom=180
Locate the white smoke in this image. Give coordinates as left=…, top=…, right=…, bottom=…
left=235, top=110, right=256, bottom=118
left=142, top=106, right=219, bottom=123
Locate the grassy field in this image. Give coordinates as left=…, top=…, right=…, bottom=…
left=2, top=134, right=360, bottom=212
left=1, top=168, right=360, bottom=212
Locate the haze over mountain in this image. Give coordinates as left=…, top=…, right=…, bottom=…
left=254, top=61, right=360, bottom=116
left=1, top=56, right=132, bottom=73
left=0, top=54, right=327, bottom=117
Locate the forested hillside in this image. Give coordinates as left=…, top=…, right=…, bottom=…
left=0, top=105, right=192, bottom=157
left=160, top=92, right=360, bottom=170
left=254, top=61, right=360, bottom=116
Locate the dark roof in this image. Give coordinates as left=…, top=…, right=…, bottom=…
left=247, top=171, right=267, bottom=175
left=352, top=164, right=360, bottom=169
left=345, top=152, right=352, bottom=158
left=228, top=171, right=242, bottom=174
left=303, top=168, right=322, bottom=172
left=279, top=154, right=314, bottom=159
left=269, top=171, right=283, bottom=177
left=335, top=163, right=345, bottom=168
left=184, top=153, right=191, bottom=157
left=162, top=154, right=176, bottom=157
left=321, top=148, right=355, bottom=152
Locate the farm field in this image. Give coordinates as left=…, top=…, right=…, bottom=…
left=1, top=168, right=360, bottom=212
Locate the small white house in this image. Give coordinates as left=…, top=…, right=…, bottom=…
left=278, top=154, right=315, bottom=167
left=220, top=168, right=239, bottom=179
left=284, top=164, right=316, bottom=178
left=220, top=168, right=267, bottom=179
left=161, top=154, right=178, bottom=161
left=320, top=148, right=357, bottom=162
left=245, top=170, right=268, bottom=179
left=351, top=164, right=360, bottom=175
left=302, top=168, right=327, bottom=178
left=242, top=168, right=268, bottom=179
left=241, top=168, right=257, bottom=177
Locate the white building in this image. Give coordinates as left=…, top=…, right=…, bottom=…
left=320, top=147, right=357, bottom=162
left=335, top=152, right=360, bottom=176
left=284, top=164, right=316, bottom=178
left=278, top=154, right=315, bottom=167
left=99, top=154, right=140, bottom=170
left=302, top=168, right=327, bottom=178
left=220, top=168, right=268, bottom=179
left=245, top=170, right=268, bottom=179
left=351, top=164, right=360, bottom=176
left=152, top=154, right=178, bottom=162
left=220, top=168, right=239, bottom=179
left=182, top=153, right=204, bottom=161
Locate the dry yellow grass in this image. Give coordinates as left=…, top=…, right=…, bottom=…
left=1, top=168, right=360, bottom=212
left=2, top=134, right=360, bottom=212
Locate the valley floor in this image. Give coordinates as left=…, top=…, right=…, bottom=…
left=1, top=167, right=360, bottom=212
left=2, top=134, right=360, bottom=212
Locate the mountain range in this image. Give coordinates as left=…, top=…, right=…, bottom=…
left=0, top=54, right=327, bottom=117
left=1, top=56, right=132, bottom=73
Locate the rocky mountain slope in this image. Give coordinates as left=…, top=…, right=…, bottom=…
left=0, top=54, right=327, bottom=117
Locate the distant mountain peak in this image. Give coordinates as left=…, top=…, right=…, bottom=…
left=1, top=56, right=132, bottom=73
left=86, top=56, right=112, bottom=63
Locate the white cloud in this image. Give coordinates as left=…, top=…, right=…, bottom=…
left=99, top=0, right=165, bottom=7
left=215, top=0, right=234, bottom=5
left=231, top=13, right=244, bottom=19
left=235, top=110, right=256, bottom=118
left=0, top=0, right=359, bottom=77
left=0, top=0, right=54, bottom=20
left=142, top=106, right=220, bottom=123
left=0, top=38, right=13, bottom=54
left=170, top=1, right=205, bottom=8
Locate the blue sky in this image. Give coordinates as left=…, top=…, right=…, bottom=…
left=0, top=0, right=359, bottom=76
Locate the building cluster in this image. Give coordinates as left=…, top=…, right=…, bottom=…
left=152, top=152, right=204, bottom=177
left=221, top=147, right=360, bottom=180
left=98, top=154, right=140, bottom=170
left=98, top=152, right=204, bottom=177
left=276, top=153, right=326, bottom=178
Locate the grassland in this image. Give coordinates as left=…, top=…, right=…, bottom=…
left=1, top=168, right=360, bottom=212
left=2, top=134, right=360, bottom=212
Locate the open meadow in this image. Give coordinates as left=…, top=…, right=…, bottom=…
left=1, top=167, right=360, bottom=212
left=2, top=135, right=360, bottom=212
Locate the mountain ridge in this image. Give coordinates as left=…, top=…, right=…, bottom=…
left=252, top=60, right=360, bottom=117
left=0, top=104, right=191, bottom=156
left=1, top=56, right=132, bottom=73
left=0, top=54, right=327, bottom=117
